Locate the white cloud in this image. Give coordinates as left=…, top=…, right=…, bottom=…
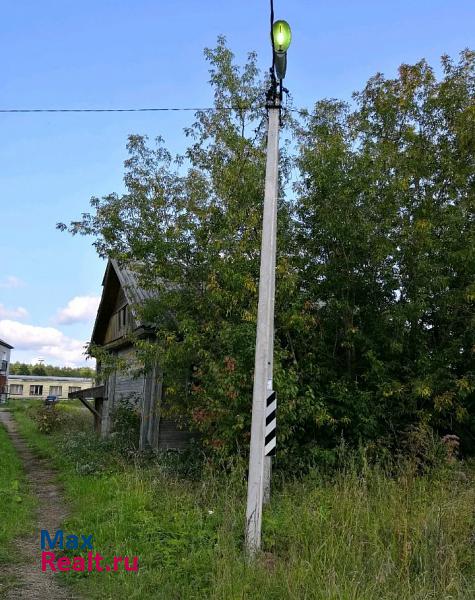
left=0, top=275, right=25, bottom=289
left=0, top=319, right=92, bottom=367
left=55, top=295, right=100, bottom=325
left=0, top=304, right=29, bottom=320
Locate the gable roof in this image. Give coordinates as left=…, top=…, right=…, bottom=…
left=0, top=339, right=13, bottom=350
left=91, top=259, right=156, bottom=346
left=110, top=259, right=156, bottom=306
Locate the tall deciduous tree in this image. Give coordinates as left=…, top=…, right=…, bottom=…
left=9, top=362, right=31, bottom=375
left=292, top=51, right=475, bottom=462
left=59, top=43, right=475, bottom=468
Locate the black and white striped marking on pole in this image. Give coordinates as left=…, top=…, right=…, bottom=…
left=264, top=391, right=276, bottom=456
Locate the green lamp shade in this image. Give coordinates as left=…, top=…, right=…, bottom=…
left=272, top=20, right=291, bottom=53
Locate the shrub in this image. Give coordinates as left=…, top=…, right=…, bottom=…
left=399, top=421, right=452, bottom=473
left=35, top=404, right=63, bottom=434
left=111, top=398, right=141, bottom=450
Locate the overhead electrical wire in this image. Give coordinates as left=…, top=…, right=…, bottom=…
left=2, top=4, right=303, bottom=117
left=1, top=1, right=304, bottom=120
left=0, top=106, right=251, bottom=114
left=0, top=105, right=305, bottom=115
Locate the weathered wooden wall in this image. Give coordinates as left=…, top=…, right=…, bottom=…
left=139, top=362, right=162, bottom=450
left=114, top=348, right=145, bottom=402
left=157, top=419, right=195, bottom=450
left=101, top=346, right=145, bottom=438
left=101, top=346, right=194, bottom=451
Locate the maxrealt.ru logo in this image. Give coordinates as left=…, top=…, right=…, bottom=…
left=41, top=530, right=138, bottom=573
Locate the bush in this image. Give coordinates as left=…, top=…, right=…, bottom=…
left=35, top=404, right=63, bottom=434
left=111, top=398, right=141, bottom=450
left=60, top=431, right=120, bottom=475
left=399, top=421, right=454, bottom=473
left=150, top=441, right=207, bottom=480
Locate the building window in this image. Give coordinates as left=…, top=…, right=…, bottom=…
left=49, top=386, right=62, bottom=396
left=29, top=385, right=43, bottom=396
left=68, top=386, right=81, bottom=394
left=118, top=305, right=128, bottom=330
left=9, top=384, right=23, bottom=395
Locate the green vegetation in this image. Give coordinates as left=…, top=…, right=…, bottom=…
left=0, top=415, right=35, bottom=595
left=9, top=361, right=95, bottom=378
left=8, top=401, right=475, bottom=599
left=50, top=42, right=475, bottom=596
left=58, top=43, right=475, bottom=469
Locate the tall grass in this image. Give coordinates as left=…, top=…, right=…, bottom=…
left=0, top=413, right=35, bottom=595
left=9, top=400, right=475, bottom=599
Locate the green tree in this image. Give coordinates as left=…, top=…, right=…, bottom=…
left=291, top=51, right=475, bottom=461
left=10, top=362, right=94, bottom=378
left=59, top=44, right=475, bottom=468
left=31, top=364, right=46, bottom=376
left=60, top=38, right=294, bottom=460
left=9, top=362, right=31, bottom=375
left=43, top=364, right=95, bottom=378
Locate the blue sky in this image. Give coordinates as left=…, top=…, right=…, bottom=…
left=1, top=0, right=473, bottom=366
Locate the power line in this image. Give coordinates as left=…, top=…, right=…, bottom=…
left=0, top=105, right=307, bottom=115
left=0, top=105, right=260, bottom=114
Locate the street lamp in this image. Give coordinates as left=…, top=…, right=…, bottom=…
left=272, top=20, right=292, bottom=80
left=245, top=19, right=292, bottom=556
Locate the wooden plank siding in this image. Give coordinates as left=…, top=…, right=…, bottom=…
left=68, top=386, right=105, bottom=400
left=102, top=357, right=194, bottom=451
left=103, top=305, right=134, bottom=345
left=139, top=363, right=162, bottom=450
left=157, top=420, right=195, bottom=451
left=101, top=346, right=146, bottom=439
left=91, top=259, right=196, bottom=451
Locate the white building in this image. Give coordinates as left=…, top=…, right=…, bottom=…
left=7, top=375, right=94, bottom=400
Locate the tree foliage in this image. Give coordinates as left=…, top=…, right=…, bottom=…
left=59, top=41, right=475, bottom=470
left=9, top=362, right=95, bottom=378
left=291, top=52, right=475, bottom=466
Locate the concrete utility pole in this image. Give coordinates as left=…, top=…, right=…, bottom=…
left=245, top=100, right=280, bottom=554
left=245, top=19, right=291, bottom=556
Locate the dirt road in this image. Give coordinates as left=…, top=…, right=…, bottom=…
left=0, top=411, right=80, bottom=599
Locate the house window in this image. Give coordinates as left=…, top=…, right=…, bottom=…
left=69, top=386, right=81, bottom=394
left=118, top=305, right=128, bottom=330
left=49, top=386, right=62, bottom=396
left=9, top=384, right=23, bottom=395
left=29, top=385, right=43, bottom=396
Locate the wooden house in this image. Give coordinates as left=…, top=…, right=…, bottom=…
left=69, top=259, right=192, bottom=451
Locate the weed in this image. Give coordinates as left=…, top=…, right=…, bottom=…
left=8, top=401, right=475, bottom=599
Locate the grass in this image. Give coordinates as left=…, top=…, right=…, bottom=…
left=0, top=409, right=35, bottom=595
left=7, top=399, right=475, bottom=599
